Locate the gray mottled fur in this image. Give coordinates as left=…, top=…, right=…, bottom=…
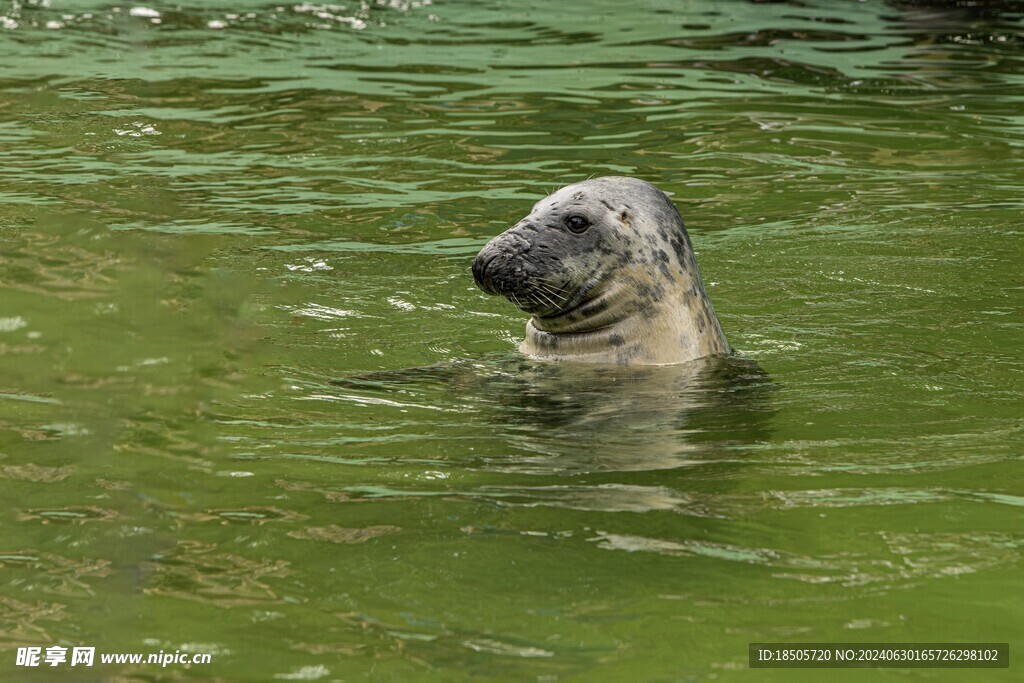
left=472, top=176, right=730, bottom=365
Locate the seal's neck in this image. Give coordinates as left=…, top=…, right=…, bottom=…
left=520, top=273, right=730, bottom=365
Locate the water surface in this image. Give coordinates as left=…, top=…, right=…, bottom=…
left=1, top=0, right=1021, bottom=680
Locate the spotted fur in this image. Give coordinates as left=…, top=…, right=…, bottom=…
left=472, top=176, right=730, bottom=365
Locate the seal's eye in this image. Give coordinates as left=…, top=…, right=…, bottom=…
left=564, top=214, right=590, bottom=234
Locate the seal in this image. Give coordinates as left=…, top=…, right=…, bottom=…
left=472, top=176, right=730, bottom=365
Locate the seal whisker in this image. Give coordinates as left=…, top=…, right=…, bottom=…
left=532, top=280, right=565, bottom=307
left=534, top=276, right=573, bottom=293
left=536, top=276, right=586, bottom=310
left=534, top=276, right=579, bottom=300
left=533, top=290, right=557, bottom=311
left=533, top=278, right=564, bottom=295
left=531, top=284, right=563, bottom=311
left=535, top=283, right=571, bottom=310
left=530, top=279, right=566, bottom=303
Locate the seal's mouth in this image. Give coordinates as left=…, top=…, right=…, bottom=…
left=472, top=245, right=567, bottom=316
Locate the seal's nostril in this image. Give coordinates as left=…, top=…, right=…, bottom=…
left=472, top=250, right=500, bottom=294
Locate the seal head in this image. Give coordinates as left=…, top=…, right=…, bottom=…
left=472, top=176, right=730, bottom=365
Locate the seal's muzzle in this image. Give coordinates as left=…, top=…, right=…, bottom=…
left=472, top=228, right=544, bottom=311
left=471, top=248, right=500, bottom=295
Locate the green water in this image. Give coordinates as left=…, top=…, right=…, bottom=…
left=1, top=0, right=1021, bottom=680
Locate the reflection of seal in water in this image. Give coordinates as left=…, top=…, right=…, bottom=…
left=472, top=176, right=731, bottom=365
left=332, top=354, right=774, bottom=475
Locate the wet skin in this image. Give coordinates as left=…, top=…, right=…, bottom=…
left=473, top=177, right=730, bottom=365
